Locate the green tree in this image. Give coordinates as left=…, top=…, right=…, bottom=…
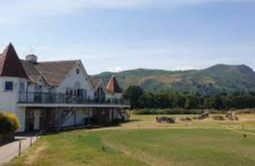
left=185, top=96, right=199, bottom=109
left=138, top=93, right=155, bottom=108
left=213, top=96, right=225, bottom=110
left=172, top=93, right=186, bottom=108
left=124, top=86, right=144, bottom=108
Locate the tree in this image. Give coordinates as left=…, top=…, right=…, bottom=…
left=185, top=96, right=199, bottom=109
left=124, top=86, right=144, bottom=108
left=172, top=93, right=186, bottom=108
left=212, top=96, right=225, bottom=110
left=138, top=93, right=155, bottom=108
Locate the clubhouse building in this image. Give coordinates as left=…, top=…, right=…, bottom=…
left=0, top=43, right=130, bottom=132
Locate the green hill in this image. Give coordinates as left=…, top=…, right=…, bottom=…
left=93, top=64, right=255, bottom=95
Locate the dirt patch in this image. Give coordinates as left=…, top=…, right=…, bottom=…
left=24, top=142, right=48, bottom=165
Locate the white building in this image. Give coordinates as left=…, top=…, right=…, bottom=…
left=0, top=43, right=130, bottom=132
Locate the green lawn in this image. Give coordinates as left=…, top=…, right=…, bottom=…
left=7, top=114, right=255, bottom=166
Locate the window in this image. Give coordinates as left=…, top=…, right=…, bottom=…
left=76, top=68, right=80, bottom=74
left=34, top=85, right=42, bottom=92
left=19, top=82, right=25, bottom=93
left=26, top=110, right=34, bottom=118
left=5, top=81, right=13, bottom=91
left=83, top=89, right=87, bottom=99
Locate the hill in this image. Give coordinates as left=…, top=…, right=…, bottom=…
left=93, top=64, right=255, bottom=95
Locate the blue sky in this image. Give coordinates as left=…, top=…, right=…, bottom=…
left=0, top=0, right=255, bottom=74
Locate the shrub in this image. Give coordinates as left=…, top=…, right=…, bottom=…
left=156, top=116, right=175, bottom=123
left=193, top=116, right=198, bottom=120
left=212, top=115, right=225, bottom=121
left=0, top=112, right=20, bottom=134
left=180, top=117, right=192, bottom=121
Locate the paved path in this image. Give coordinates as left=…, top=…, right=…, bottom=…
left=0, top=136, right=38, bottom=165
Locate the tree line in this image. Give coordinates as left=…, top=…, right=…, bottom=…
left=124, top=86, right=255, bottom=110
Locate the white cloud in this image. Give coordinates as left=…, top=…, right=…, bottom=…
left=108, top=66, right=124, bottom=72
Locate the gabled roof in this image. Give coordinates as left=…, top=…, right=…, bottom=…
left=106, top=75, right=122, bottom=94
left=21, top=60, right=41, bottom=82
left=91, top=77, right=106, bottom=91
left=36, top=60, right=78, bottom=86
left=91, top=77, right=102, bottom=89
left=0, top=43, right=28, bottom=79
left=0, top=43, right=94, bottom=88
left=22, top=59, right=80, bottom=86
left=22, top=56, right=97, bottom=88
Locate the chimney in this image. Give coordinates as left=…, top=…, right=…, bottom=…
left=25, top=54, right=38, bottom=63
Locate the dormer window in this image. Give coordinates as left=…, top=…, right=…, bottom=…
left=5, top=81, right=13, bottom=91
left=76, top=68, right=80, bottom=74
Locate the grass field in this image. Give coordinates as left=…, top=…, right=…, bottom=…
left=7, top=114, right=255, bottom=166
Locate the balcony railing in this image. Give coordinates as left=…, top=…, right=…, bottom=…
left=18, top=92, right=129, bottom=105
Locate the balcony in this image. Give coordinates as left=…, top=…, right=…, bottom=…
left=18, top=92, right=130, bottom=108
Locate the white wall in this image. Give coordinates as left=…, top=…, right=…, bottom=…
left=106, top=93, right=122, bottom=102
left=27, top=76, right=50, bottom=93
left=62, top=108, right=92, bottom=127
left=0, top=77, right=28, bottom=132
left=57, top=63, right=94, bottom=99
left=27, top=76, right=51, bottom=103
left=0, top=62, right=95, bottom=132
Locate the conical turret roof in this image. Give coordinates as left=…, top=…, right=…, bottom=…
left=106, top=75, right=122, bottom=93
left=0, top=43, right=28, bottom=79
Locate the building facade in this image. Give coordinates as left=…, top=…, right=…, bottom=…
left=0, top=43, right=130, bottom=132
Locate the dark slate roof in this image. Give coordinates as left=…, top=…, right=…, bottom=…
left=106, top=75, right=122, bottom=93
left=0, top=43, right=28, bottom=79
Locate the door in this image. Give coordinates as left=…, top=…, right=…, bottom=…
left=19, top=82, right=26, bottom=102
left=77, top=89, right=84, bottom=102
left=25, top=110, right=34, bottom=132
left=39, top=110, right=50, bottom=130
left=34, top=85, right=43, bottom=102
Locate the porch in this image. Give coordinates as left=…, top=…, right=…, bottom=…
left=19, top=92, right=130, bottom=132
left=24, top=107, right=130, bottom=132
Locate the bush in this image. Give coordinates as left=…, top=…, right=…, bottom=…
left=156, top=116, right=175, bottom=123
left=180, top=117, right=192, bottom=121
left=0, top=112, right=20, bottom=134
left=196, top=111, right=210, bottom=120
left=212, top=115, right=225, bottom=121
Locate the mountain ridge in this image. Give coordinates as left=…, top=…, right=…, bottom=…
left=93, top=64, right=255, bottom=95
